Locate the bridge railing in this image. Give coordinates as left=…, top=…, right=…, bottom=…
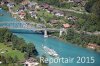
left=0, top=21, right=65, bottom=31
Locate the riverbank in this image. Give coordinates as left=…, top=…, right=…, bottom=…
left=50, top=34, right=100, bottom=53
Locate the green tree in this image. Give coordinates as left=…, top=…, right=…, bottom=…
left=92, top=0, right=100, bottom=19
left=24, top=52, right=29, bottom=59
left=13, top=55, right=19, bottom=63
left=85, top=0, right=97, bottom=12
left=4, top=31, right=12, bottom=42
left=26, top=43, right=38, bottom=57
left=1, top=5, right=9, bottom=11
left=1, top=56, right=7, bottom=64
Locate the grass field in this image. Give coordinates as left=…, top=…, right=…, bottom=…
left=0, top=43, right=25, bottom=61
left=37, top=9, right=54, bottom=22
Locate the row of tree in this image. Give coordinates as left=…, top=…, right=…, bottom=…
left=61, top=28, right=100, bottom=46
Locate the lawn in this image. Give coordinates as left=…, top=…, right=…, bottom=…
left=0, top=43, right=25, bottom=61
left=37, top=9, right=54, bottom=22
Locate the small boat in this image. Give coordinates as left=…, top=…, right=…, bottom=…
left=42, top=45, right=59, bottom=58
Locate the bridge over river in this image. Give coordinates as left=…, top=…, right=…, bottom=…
left=0, top=22, right=66, bottom=37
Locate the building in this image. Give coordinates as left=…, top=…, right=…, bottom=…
left=21, top=0, right=30, bottom=5
left=7, top=2, right=15, bottom=8
left=40, top=3, right=50, bottom=9
left=87, top=43, right=98, bottom=50
left=49, top=19, right=59, bottom=24
left=36, top=24, right=46, bottom=28
left=28, top=1, right=39, bottom=10
left=18, top=10, right=26, bottom=19
left=67, top=0, right=74, bottom=3
left=23, top=58, right=39, bottom=66
left=47, top=7, right=54, bottom=13
left=67, top=0, right=82, bottom=3
left=67, top=16, right=78, bottom=22
left=73, top=0, right=82, bottom=3
left=52, top=10, right=64, bottom=17
left=29, top=10, right=37, bottom=19
left=28, top=2, right=37, bottom=7
left=63, top=23, right=71, bottom=28
left=1, top=0, right=9, bottom=4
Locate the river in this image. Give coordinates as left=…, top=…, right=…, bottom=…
left=0, top=9, right=100, bottom=66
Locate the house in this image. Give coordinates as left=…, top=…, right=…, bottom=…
left=28, top=2, right=37, bottom=9
left=52, top=10, right=64, bottom=17
left=7, top=2, right=15, bottom=8
left=1, top=0, right=9, bottom=4
left=40, top=3, right=50, bottom=9
left=36, top=24, right=46, bottom=28
left=40, top=3, right=64, bottom=16
left=67, top=0, right=74, bottom=3
left=67, top=0, right=82, bottom=3
left=29, top=10, right=37, bottom=19
left=18, top=10, right=26, bottom=19
left=28, top=2, right=40, bottom=10
left=67, top=16, right=78, bottom=22
left=35, top=5, right=40, bottom=10
left=87, top=43, right=98, bottom=50
left=63, top=23, right=71, bottom=28
left=47, top=7, right=54, bottom=13
left=28, top=1, right=37, bottom=7
left=19, top=6, right=27, bottom=11
left=40, top=3, right=54, bottom=13
left=23, top=58, right=39, bottom=66
left=21, top=0, right=30, bottom=5
left=73, top=0, right=82, bottom=3
left=0, top=1, right=4, bottom=5
left=49, top=19, right=59, bottom=24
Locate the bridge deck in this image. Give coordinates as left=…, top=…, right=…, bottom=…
left=0, top=22, right=64, bottom=31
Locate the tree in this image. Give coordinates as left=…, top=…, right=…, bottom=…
left=0, top=28, right=8, bottom=42
left=4, top=31, right=12, bottom=42
left=92, top=0, right=100, bottom=19
left=13, top=55, right=19, bottom=63
left=66, top=28, right=75, bottom=40
left=26, top=43, right=38, bottom=57
left=1, top=5, right=9, bottom=11
left=24, top=52, right=29, bottom=59
left=7, top=56, right=13, bottom=63
left=85, top=0, right=97, bottom=12
left=1, top=56, right=7, bottom=64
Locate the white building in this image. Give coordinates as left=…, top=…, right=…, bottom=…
left=24, top=58, right=39, bottom=66
left=0, top=61, right=2, bottom=64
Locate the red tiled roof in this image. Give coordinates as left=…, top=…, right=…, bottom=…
left=63, top=23, right=70, bottom=28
